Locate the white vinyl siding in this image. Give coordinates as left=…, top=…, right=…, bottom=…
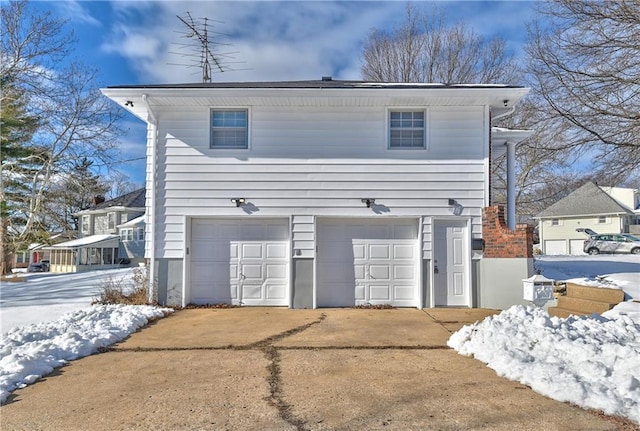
left=148, top=104, right=487, bottom=260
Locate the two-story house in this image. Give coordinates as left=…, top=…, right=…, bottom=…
left=101, top=79, right=529, bottom=308
left=47, top=189, right=146, bottom=272
left=536, top=182, right=639, bottom=255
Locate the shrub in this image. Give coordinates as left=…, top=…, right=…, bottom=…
left=93, top=266, right=155, bottom=305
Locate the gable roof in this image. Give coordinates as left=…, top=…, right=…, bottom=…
left=76, top=188, right=146, bottom=215
left=536, top=182, right=634, bottom=218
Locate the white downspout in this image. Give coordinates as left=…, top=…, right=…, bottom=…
left=141, top=94, right=158, bottom=303
left=506, top=141, right=517, bottom=230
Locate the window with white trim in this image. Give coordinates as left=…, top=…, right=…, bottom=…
left=136, top=227, right=145, bottom=241
left=389, top=110, right=425, bottom=148
left=551, top=219, right=559, bottom=226
left=107, top=212, right=116, bottom=230
left=597, top=215, right=607, bottom=224
left=82, top=215, right=91, bottom=234
left=120, top=228, right=133, bottom=242
left=210, top=109, right=248, bottom=149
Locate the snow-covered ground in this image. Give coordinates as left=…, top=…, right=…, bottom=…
left=1, top=256, right=639, bottom=423
left=450, top=255, right=640, bottom=424
left=0, top=268, right=173, bottom=404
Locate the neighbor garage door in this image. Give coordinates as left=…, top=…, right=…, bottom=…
left=569, top=239, right=586, bottom=255
left=544, top=240, right=567, bottom=255
left=190, top=218, right=289, bottom=306
left=316, top=219, right=419, bottom=307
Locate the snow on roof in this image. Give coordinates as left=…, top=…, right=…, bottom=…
left=117, top=215, right=145, bottom=228
left=51, top=234, right=119, bottom=248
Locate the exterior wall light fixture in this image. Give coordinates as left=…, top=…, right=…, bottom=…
left=231, top=198, right=246, bottom=207
left=361, top=198, right=376, bottom=208
left=448, top=199, right=457, bottom=206
left=125, top=100, right=134, bottom=107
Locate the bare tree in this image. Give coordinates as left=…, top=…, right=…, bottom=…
left=361, top=3, right=520, bottom=84
left=1, top=0, right=123, bottom=273
left=526, top=0, right=640, bottom=182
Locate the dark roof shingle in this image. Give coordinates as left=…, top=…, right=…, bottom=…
left=537, top=182, right=633, bottom=218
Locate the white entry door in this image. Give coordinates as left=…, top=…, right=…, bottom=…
left=433, top=220, right=470, bottom=307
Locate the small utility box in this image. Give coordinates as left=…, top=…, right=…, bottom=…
left=523, top=274, right=555, bottom=307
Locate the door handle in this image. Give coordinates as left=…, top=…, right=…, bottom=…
left=434, top=266, right=439, bottom=274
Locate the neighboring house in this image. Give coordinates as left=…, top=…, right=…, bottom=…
left=535, top=182, right=638, bottom=255
left=102, top=79, right=530, bottom=308
left=47, top=189, right=146, bottom=272
left=13, top=232, right=76, bottom=269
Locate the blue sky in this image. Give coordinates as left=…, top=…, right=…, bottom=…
left=30, top=0, right=536, bottom=186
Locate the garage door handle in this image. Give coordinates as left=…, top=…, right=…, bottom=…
left=239, top=273, right=246, bottom=280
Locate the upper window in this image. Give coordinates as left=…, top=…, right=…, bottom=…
left=136, top=227, right=145, bottom=241
left=107, top=212, right=116, bottom=230
left=210, top=109, right=248, bottom=149
left=389, top=110, right=425, bottom=149
left=551, top=219, right=559, bottom=226
left=597, top=215, right=607, bottom=224
left=82, top=215, right=90, bottom=234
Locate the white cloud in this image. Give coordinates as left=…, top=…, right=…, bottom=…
left=103, top=1, right=402, bottom=83
left=55, top=0, right=102, bottom=27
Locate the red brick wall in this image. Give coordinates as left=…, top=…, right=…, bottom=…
left=482, top=205, right=534, bottom=258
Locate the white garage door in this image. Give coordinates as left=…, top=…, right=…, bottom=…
left=190, top=218, right=289, bottom=306
left=317, top=219, right=419, bottom=307
left=544, top=240, right=567, bottom=255
left=569, top=239, right=586, bottom=255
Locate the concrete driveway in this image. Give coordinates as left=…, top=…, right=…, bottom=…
left=0, top=308, right=629, bottom=431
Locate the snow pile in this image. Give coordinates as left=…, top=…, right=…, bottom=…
left=0, top=304, right=172, bottom=404
left=448, top=305, right=640, bottom=424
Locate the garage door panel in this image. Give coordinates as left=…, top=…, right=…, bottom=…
left=369, top=244, right=390, bottom=259
left=242, top=284, right=262, bottom=300
left=394, top=285, right=414, bottom=301
left=393, top=244, right=415, bottom=259
left=266, top=283, right=287, bottom=300
left=241, top=243, right=263, bottom=259
left=266, top=263, right=287, bottom=279
left=242, top=263, right=263, bottom=279
left=394, top=265, right=414, bottom=279
left=369, top=265, right=390, bottom=280
left=370, top=285, right=391, bottom=300
left=266, top=243, right=287, bottom=258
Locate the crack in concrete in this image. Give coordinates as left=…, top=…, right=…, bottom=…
left=254, top=313, right=327, bottom=431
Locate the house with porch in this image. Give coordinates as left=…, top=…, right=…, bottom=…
left=101, top=79, right=531, bottom=308
left=47, top=189, right=146, bottom=272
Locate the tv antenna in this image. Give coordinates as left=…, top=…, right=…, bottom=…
left=171, top=12, right=247, bottom=83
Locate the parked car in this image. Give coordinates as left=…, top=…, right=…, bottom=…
left=40, top=260, right=50, bottom=271
left=582, top=233, right=640, bottom=255
left=27, top=262, right=46, bottom=272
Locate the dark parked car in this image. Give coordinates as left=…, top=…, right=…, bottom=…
left=40, top=260, right=50, bottom=271
left=27, top=263, right=46, bottom=272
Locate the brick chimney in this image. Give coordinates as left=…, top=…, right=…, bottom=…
left=482, top=205, right=534, bottom=258
left=92, top=195, right=105, bottom=206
